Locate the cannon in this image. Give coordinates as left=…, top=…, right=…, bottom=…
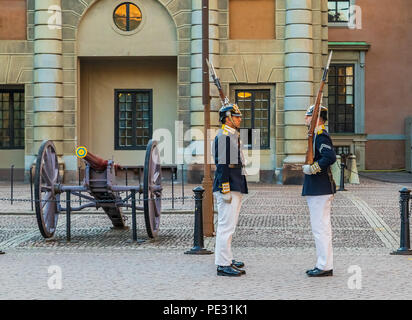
left=34, top=139, right=162, bottom=241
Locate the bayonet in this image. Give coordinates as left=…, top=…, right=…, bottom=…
left=206, top=59, right=230, bottom=106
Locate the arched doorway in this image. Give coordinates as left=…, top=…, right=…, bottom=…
left=76, top=0, right=178, bottom=164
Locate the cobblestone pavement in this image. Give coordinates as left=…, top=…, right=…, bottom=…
left=0, top=174, right=411, bottom=299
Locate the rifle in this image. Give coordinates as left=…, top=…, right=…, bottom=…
left=206, top=59, right=230, bottom=106
left=305, top=51, right=333, bottom=165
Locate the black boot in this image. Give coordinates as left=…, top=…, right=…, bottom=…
left=0, top=250, right=5, bottom=255
left=217, top=266, right=242, bottom=277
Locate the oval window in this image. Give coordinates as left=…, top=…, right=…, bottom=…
left=113, top=2, right=142, bottom=32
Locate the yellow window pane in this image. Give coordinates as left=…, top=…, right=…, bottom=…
left=114, top=3, right=142, bottom=32
left=129, top=4, right=142, bottom=19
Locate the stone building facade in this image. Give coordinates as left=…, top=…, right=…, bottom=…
left=0, top=0, right=409, bottom=183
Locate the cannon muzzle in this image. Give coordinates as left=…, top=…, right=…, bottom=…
left=77, top=147, right=121, bottom=171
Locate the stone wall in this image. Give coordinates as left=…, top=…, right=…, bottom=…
left=0, top=0, right=330, bottom=183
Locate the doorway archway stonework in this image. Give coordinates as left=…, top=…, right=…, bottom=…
left=31, top=0, right=193, bottom=180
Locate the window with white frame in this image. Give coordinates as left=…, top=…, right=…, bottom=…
left=328, top=0, right=351, bottom=23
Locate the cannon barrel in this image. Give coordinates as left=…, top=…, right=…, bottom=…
left=83, top=150, right=122, bottom=171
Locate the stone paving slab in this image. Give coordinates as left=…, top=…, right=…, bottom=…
left=0, top=212, right=386, bottom=250
left=0, top=175, right=411, bottom=299
left=1, top=247, right=412, bottom=300
left=0, top=176, right=408, bottom=251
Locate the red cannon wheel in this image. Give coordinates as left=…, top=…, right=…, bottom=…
left=143, top=140, right=162, bottom=238
left=34, top=140, right=61, bottom=238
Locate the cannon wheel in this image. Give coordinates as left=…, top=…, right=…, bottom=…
left=143, top=140, right=162, bottom=238
left=34, top=140, right=61, bottom=238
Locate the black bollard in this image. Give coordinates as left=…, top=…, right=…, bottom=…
left=391, top=188, right=412, bottom=255
left=338, top=161, right=346, bottom=191
left=185, top=186, right=213, bottom=255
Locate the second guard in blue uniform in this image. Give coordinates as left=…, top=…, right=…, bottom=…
left=302, top=104, right=337, bottom=277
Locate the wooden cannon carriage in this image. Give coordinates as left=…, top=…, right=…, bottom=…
left=34, top=139, right=162, bottom=241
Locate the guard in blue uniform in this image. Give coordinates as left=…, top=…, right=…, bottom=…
left=213, top=104, right=248, bottom=277
left=302, top=105, right=336, bottom=277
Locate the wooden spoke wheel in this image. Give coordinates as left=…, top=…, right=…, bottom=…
left=143, top=139, right=162, bottom=238
left=34, top=140, right=61, bottom=238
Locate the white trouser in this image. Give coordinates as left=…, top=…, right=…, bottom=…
left=214, top=191, right=243, bottom=266
left=306, top=194, right=334, bottom=271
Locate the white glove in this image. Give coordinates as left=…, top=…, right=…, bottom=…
left=302, top=165, right=312, bottom=175
left=302, top=162, right=321, bottom=175
left=222, top=192, right=232, bottom=203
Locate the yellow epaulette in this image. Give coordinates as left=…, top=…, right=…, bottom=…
left=222, top=124, right=235, bottom=135
left=315, top=125, right=326, bottom=135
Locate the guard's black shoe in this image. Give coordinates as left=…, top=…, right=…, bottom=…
left=217, top=266, right=242, bottom=277
left=306, top=268, right=333, bottom=277
left=231, top=264, right=246, bottom=275
left=0, top=250, right=5, bottom=255
left=231, top=260, right=245, bottom=268
left=306, top=267, right=316, bottom=274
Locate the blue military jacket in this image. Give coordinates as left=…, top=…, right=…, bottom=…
left=302, top=125, right=337, bottom=196
left=213, top=125, right=248, bottom=194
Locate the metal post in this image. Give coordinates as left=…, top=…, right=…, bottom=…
left=131, top=189, right=137, bottom=241
left=171, top=167, right=175, bottom=209
left=30, top=165, right=34, bottom=211
left=391, top=188, right=412, bottom=255
left=125, top=166, right=128, bottom=210
left=138, top=168, right=141, bottom=204
left=181, top=164, right=184, bottom=205
left=338, top=159, right=346, bottom=191
left=201, top=0, right=214, bottom=236
left=185, top=186, right=213, bottom=255
left=78, top=166, right=82, bottom=206
left=10, top=165, right=14, bottom=205
left=66, top=191, right=71, bottom=242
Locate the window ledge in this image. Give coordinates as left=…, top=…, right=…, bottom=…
left=330, top=133, right=368, bottom=143
left=328, top=41, right=371, bottom=51
left=328, top=22, right=350, bottom=28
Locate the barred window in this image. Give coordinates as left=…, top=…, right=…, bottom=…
left=0, top=89, right=24, bottom=149
left=113, top=2, right=142, bottom=32
left=328, top=65, right=355, bottom=133
left=328, top=0, right=350, bottom=22
left=115, top=90, right=152, bottom=150
left=235, top=89, right=270, bottom=149
left=335, top=145, right=350, bottom=156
